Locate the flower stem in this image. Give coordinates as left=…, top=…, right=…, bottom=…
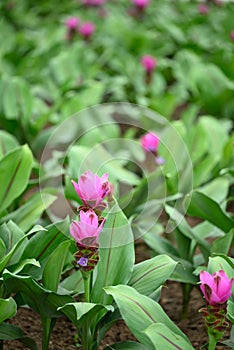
left=82, top=271, right=91, bottom=303
left=208, top=332, right=217, bottom=350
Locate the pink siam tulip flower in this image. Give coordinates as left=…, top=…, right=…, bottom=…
left=79, top=22, right=95, bottom=40
left=198, top=3, right=209, bottom=15
left=200, top=270, right=234, bottom=306
left=230, top=31, right=234, bottom=42
left=70, top=209, right=105, bottom=247
left=141, top=55, right=157, bottom=73
left=140, top=132, right=160, bottom=153
left=132, top=0, right=150, bottom=9
left=72, top=170, right=110, bottom=210
left=65, top=17, right=79, bottom=30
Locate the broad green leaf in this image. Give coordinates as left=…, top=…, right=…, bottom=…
left=3, top=270, right=74, bottom=318
left=22, top=219, right=70, bottom=264
left=0, top=323, right=39, bottom=349
left=187, top=191, right=234, bottom=233
left=211, top=230, right=233, bottom=255
left=0, top=145, right=33, bottom=212
left=59, top=269, right=83, bottom=295
left=91, top=202, right=135, bottom=305
left=9, top=258, right=40, bottom=275
left=0, top=130, right=19, bottom=160
left=42, top=240, right=71, bottom=292
left=104, top=341, right=147, bottom=350
left=0, top=238, right=6, bottom=259
left=104, top=285, right=189, bottom=350
left=144, top=323, right=194, bottom=350
left=58, top=302, right=113, bottom=330
left=227, top=301, right=234, bottom=324
left=0, top=192, right=57, bottom=231
left=0, top=297, right=17, bottom=323
left=129, top=255, right=178, bottom=296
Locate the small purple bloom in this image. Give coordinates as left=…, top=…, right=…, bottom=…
left=77, top=257, right=89, bottom=267
left=155, top=156, right=165, bottom=165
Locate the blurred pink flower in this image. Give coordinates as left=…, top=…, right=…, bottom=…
left=65, top=17, right=79, bottom=30
left=140, top=132, right=160, bottom=152
left=79, top=22, right=95, bottom=39
left=141, top=55, right=157, bottom=73
left=70, top=210, right=105, bottom=247
left=82, top=0, right=105, bottom=5
left=132, top=0, right=150, bottom=9
left=230, top=31, right=234, bottom=42
left=198, top=3, right=209, bottom=15
left=200, top=270, right=234, bottom=306
left=72, top=170, right=110, bottom=210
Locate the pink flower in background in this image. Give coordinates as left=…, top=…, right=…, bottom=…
left=72, top=171, right=110, bottom=210
left=65, top=17, right=79, bottom=30
left=140, top=132, right=160, bottom=152
left=79, top=22, right=95, bottom=39
left=82, top=0, right=105, bottom=5
left=132, top=0, right=150, bottom=9
left=200, top=270, right=234, bottom=306
left=230, top=31, right=234, bottom=42
left=198, top=3, right=209, bottom=15
left=141, top=55, right=157, bottom=73
left=70, top=210, right=105, bottom=247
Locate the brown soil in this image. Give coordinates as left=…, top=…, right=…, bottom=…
left=3, top=242, right=230, bottom=350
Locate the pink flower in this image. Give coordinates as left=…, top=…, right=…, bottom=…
left=72, top=171, right=110, bottom=210
left=65, top=17, right=79, bottom=30
left=230, top=31, right=234, bottom=42
left=140, top=132, right=160, bottom=152
left=141, top=55, right=157, bottom=73
left=198, top=3, right=209, bottom=15
left=132, top=0, right=150, bottom=9
left=82, top=0, right=105, bottom=5
left=70, top=210, right=105, bottom=247
left=79, top=22, right=95, bottom=39
left=200, top=270, right=234, bottom=306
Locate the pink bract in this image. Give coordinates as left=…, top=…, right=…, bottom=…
left=72, top=170, right=110, bottom=210
left=82, top=0, right=105, bottom=5
left=70, top=210, right=105, bottom=247
left=200, top=270, right=234, bottom=306
left=65, top=17, right=79, bottom=30
left=140, top=132, right=160, bottom=152
left=79, top=22, right=95, bottom=38
left=132, top=0, right=150, bottom=9
left=198, top=3, right=209, bottom=15
left=230, top=31, right=234, bottom=42
left=141, top=55, right=157, bottom=73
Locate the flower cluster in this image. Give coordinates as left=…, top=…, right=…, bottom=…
left=140, top=131, right=165, bottom=167
left=70, top=171, right=111, bottom=271
left=199, top=270, right=234, bottom=343
left=65, top=17, right=95, bottom=41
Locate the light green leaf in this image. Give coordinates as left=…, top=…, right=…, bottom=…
left=0, top=145, right=33, bottom=213
left=144, top=323, right=194, bottom=350
left=0, top=130, right=19, bottom=160
left=104, top=285, right=189, bottom=350
left=91, top=202, right=135, bottom=305
left=104, top=341, right=147, bottom=350
left=129, top=255, right=178, bottom=296
left=0, top=297, right=17, bottom=323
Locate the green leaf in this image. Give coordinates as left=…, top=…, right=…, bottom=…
left=42, top=240, right=71, bottom=292
left=58, top=302, right=113, bottom=330
left=0, top=323, right=39, bottom=349
left=104, top=285, right=190, bottom=350
left=0, top=130, right=19, bottom=160
left=211, top=229, right=233, bottom=255
left=144, top=323, right=194, bottom=350
left=0, top=191, right=57, bottom=231
left=104, top=341, right=147, bottom=350
left=91, top=201, right=135, bottom=305
left=59, top=269, right=83, bottom=295
left=3, top=270, right=74, bottom=318
left=187, top=191, right=234, bottom=233
left=0, top=297, right=17, bottom=323
left=129, top=255, right=178, bottom=296
left=227, top=301, right=234, bottom=324
left=0, top=145, right=33, bottom=212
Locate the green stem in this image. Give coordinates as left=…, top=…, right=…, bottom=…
left=41, top=317, right=55, bottom=350
left=181, top=283, right=193, bottom=320
left=82, top=271, right=91, bottom=303
left=208, top=332, right=217, bottom=350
